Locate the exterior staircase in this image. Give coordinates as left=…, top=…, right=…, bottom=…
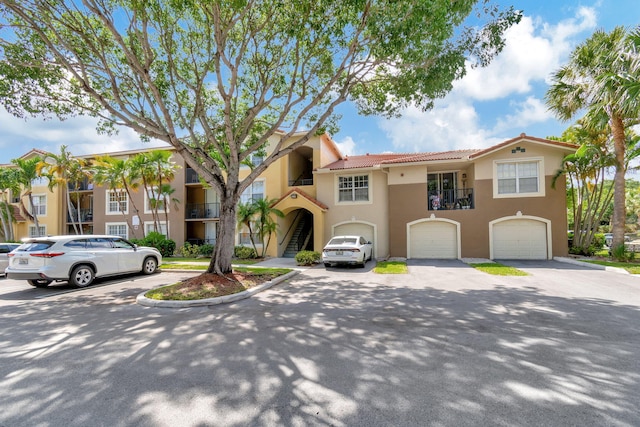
left=283, top=216, right=312, bottom=258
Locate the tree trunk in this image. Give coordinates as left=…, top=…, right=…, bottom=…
left=66, top=191, right=79, bottom=235
left=28, top=193, right=40, bottom=236
left=208, top=196, right=237, bottom=274
left=610, top=115, right=627, bottom=250
left=75, top=190, right=84, bottom=235
left=0, top=202, right=9, bottom=241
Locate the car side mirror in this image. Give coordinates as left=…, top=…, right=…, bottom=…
left=367, top=241, right=372, bottom=245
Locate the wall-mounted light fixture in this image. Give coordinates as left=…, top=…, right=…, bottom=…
left=290, top=193, right=298, bottom=199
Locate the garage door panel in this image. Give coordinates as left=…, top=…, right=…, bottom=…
left=409, top=221, right=457, bottom=259
left=493, top=219, right=547, bottom=259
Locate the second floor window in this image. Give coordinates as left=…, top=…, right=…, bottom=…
left=107, top=190, right=128, bottom=214
left=145, top=187, right=166, bottom=213
left=338, top=175, right=369, bottom=202
left=497, top=161, right=539, bottom=195
left=31, top=195, right=47, bottom=216
left=240, top=180, right=264, bottom=204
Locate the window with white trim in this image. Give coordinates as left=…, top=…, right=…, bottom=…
left=31, top=195, right=47, bottom=216
left=107, top=190, right=128, bottom=214
left=495, top=160, right=543, bottom=197
left=144, top=187, right=166, bottom=213
left=338, top=175, right=369, bottom=202
left=106, top=223, right=128, bottom=239
left=144, top=221, right=168, bottom=237
left=28, top=225, right=46, bottom=237
left=240, top=179, right=264, bottom=204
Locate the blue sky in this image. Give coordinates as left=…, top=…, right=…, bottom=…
left=1, top=0, right=638, bottom=162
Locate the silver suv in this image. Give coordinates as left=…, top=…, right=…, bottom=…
left=5, top=235, right=162, bottom=288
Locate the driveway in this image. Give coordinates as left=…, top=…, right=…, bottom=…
left=1, top=260, right=639, bottom=426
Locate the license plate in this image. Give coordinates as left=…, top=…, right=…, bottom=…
left=19, top=258, right=28, bottom=265
left=336, top=251, right=343, bottom=255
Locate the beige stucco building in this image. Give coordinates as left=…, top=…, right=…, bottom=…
left=3, top=133, right=575, bottom=261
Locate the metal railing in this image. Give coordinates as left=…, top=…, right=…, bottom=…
left=428, top=188, right=474, bottom=210
left=185, top=168, right=200, bottom=184
left=185, top=203, right=220, bottom=219
left=67, top=179, right=93, bottom=191
left=67, top=209, right=93, bottom=222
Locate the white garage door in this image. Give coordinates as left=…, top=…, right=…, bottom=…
left=333, top=222, right=375, bottom=250
left=492, top=219, right=548, bottom=259
left=409, top=221, right=457, bottom=259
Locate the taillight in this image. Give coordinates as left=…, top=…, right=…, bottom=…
left=7, top=253, right=14, bottom=257
left=30, top=252, right=65, bottom=258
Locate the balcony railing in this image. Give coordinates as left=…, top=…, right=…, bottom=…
left=186, top=168, right=200, bottom=184
left=288, top=178, right=313, bottom=186
left=67, top=209, right=93, bottom=222
left=186, top=203, right=220, bottom=219
left=428, top=188, right=474, bottom=210
left=67, top=179, right=93, bottom=191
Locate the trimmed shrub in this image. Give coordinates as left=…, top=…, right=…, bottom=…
left=295, top=250, right=321, bottom=266
left=132, top=232, right=176, bottom=257
left=199, top=243, right=214, bottom=257
left=234, top=246, right=256, bottom=259
left=179, top=242, right=201, bottom=258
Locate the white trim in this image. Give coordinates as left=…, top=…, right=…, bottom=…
left=144, top=187, right=169, bottom=214
left=493, top=157, right=545, bottom=198
left=30, top=193, right=47, bottom=217
left=144, top=221, right=169, bottom=237
left=105, top=222, right=129, bottom=239
left=28, top=224, right=47, bottom=238
left=334, top=173, right=372, bottom=205
left=489, top=214, right=552, bottom=260
left=331, top=220, right=377, bottom=258
left=106, top=190, right=129, bottom=215
left=406, top=216, right=461, bottom=259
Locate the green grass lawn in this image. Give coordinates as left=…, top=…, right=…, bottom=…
left=584, top=260, right=640, bottom=274
left=469, top=263, right=529, bottom=276
left=374, top=261, right=408, bottom=274
left=161, top=263, right=208, bottom=270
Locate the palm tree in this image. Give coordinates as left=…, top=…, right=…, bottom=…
left=37, top=146, right=82, bottom=234
left=11, top=157, right=43, bottom=236
left=236, top=201, right=259, bottom=257
left=252, top=197, right=284, bottom=258
left=0, top=168, right=19, bottom=241
left=546, top=26, right=640, bottom=251
left=92, top=156, right=142, bottom=236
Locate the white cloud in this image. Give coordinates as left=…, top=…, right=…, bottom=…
left=0, top=109, right=169, bottom=161
left=334, top=136, right=357, bottom=156
left=492, top=97, right=554, bottom=133
left=370, top=6, right=598, bottom=153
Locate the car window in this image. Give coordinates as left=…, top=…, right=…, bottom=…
left=110, top=238, right=135, bottom=249
left=360, top=237, right=367, bottom=245
left=0, top=245, right=9, bottom=254
left=88, top=238, right=112, bottom=249
left=329, top=237, right=357, bottom=245
left=64, top=239, right=89, bottom=249
left=16, top=242, right=55, bottom=252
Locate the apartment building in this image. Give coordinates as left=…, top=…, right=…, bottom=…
left=3, top=133, right=575, bottom=260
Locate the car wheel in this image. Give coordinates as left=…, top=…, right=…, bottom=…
left=142, top=257, right=158, bottom=275
left=69, top=265, right=94, bottom=288
left=28, top=279, right=52, bottom=288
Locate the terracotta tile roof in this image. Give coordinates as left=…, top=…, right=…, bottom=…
left=320, top=134, right=578, bottom=171
left=272, top=188, right=329, bottom=211
left=322, top=150, right=480, bottom=170
left=468, top=133, right=578, bottom=159
left=12, top=204, right=26, bottom=222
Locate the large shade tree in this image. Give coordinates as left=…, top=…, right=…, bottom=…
left=546, top=26, right=640, bottom=251
left=0, top=1, right=521, bottom=274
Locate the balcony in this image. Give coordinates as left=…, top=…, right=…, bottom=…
left=288, top=177, right=313, bottom=186
left=186, top=203, right=220, bottom=219
left=67, top=178, right=93, bottom=191
left=428, top=188, right=474, bottom=211
left=67, top=209, right=93, bottom=223
left=186, top=168, right=200, bottom=184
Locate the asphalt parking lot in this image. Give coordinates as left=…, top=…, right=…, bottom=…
left=1, top=260, right=639, bottom=426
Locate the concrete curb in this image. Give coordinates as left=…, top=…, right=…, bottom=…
left=136, top=270, right=300, bottom=308
left=554, top=256, right=630, bottom=275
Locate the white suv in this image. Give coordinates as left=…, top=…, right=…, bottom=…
left=5, top=235, right=162, bottom=288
